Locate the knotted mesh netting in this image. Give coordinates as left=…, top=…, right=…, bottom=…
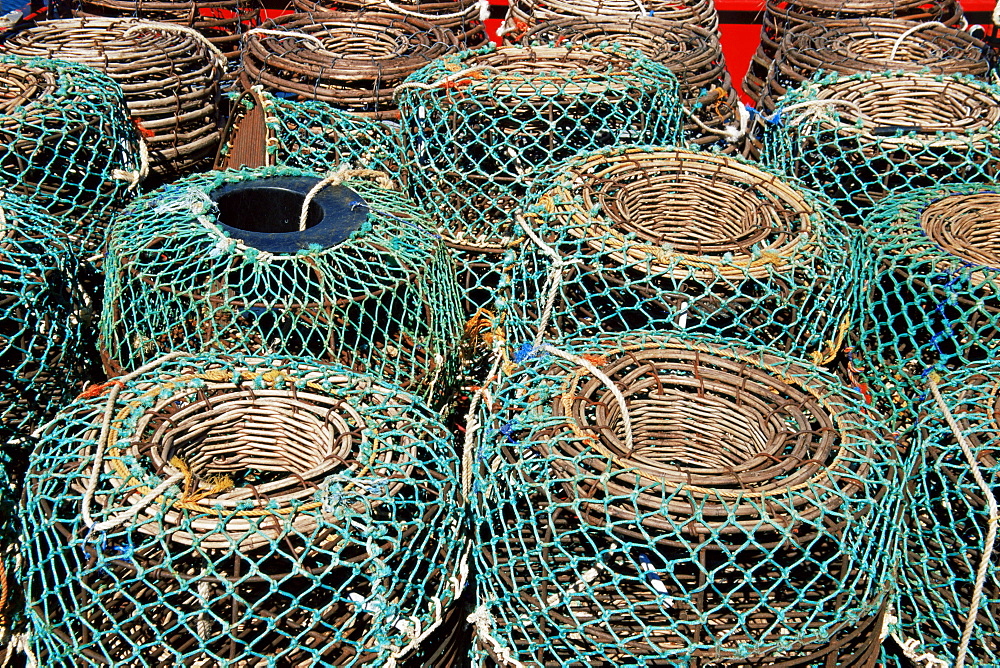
left=22, top=353, right=466, bottom=666
left=99, top=166, right=463, bottom=404
left=503, top=146, right=853, bottom=364
left=0, top=55, right=145, bottom=251
left=893, top=364, right=1000, bottom=667
left=853, top=183, right=1000, bottom=404
left=469, top=334, right=899, bottom=665
left=763, top=71, right=1000, bottom=224
left=0, top=451, right=22, bottom=665
left=0, top=190, right=85, bottom=449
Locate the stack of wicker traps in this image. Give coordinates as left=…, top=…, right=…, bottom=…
left=99, top=166, right=464, bottom=405
left=894, top=364, right=1000, bottom=667
left=21, top=354, right=467, bottom=666
left=471, top=335, right=898, bottom=665
left=505, top=0, right=719, bottom=38
left=764, top=71, right=1000, bottom=224
left=1, top=18, right=225, bottom=180
left=216, top=86, right=403, bottom=172
left=0, top=55, right=144, bottom=251
left=520, top=18, right=745, bottom=154
left=853, top=184, right=1000, bottom=405
left=742, top=0, right=964, bottom=104
left=241, top=12, right=457, bottom=120
left=292, top=0, right=485, bottom=46
left=505, top=147, right=853, bottom=363
left=395, top=45, right=682, bottom=317
left=74, top=0, right=260, bottom=65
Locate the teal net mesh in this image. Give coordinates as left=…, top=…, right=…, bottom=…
left=0, top=450, right=22, bottom=664
left=395, top=44, right=683, bottom=316
left=852, top=184, right=1000, bottom=407
left=0, top=55, right=144, bottom=251
left=469, top=334, right=899, bottom=665
left=763, top=71, right=1000, bottom=224
left=892, top=364, right=1000, bottom=666
left=21, top=353, right=466, bottom=666
left=0, top=190, right=85, bottom=450
left=99, top=166, right=464, bottom=404
left=502, top=146, right=854, bottom=365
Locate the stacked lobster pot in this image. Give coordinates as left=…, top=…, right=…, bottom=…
left=292, top=0, right=486, bottom=47
left=0, top=18, right=226, bottom=181
left=504, top=0, right=719, bottom=37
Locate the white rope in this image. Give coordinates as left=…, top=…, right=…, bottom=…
left=888, top=21, right=950, bottom=60
left=378, top=0, right=477, bottom=20
left=89, top=472, right=185, bottom=533
left=770, top=98, right=865, bottom=127
left=927, top=373, right=999, bottom=668
left=112, top=137, right=150, bottom=191
left=244, top=27, right=326, bottom=50
left=513, top=213, right=580, bottom=347
left=196, top=573, right=212, bottom=638
left=463, top=353, right=502, bottom=498
left=123, top=22, right=227, bottom=70
left=539, top=344, right=633, bottom=454
left=679, top=102, right=748, bottom=144
left=891, top=630, right=950, bottom=667
left=467, top=605, right=526, bottom=668
left=993, top=0, right=999, bottom=28
left=393, top=65, right=498, bottom=94
left=298, top=166, right=395, bottom=232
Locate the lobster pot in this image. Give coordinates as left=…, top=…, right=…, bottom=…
left=74, top=0, right=259, bottom=65
left=471, top=334, right=899, bottom=665
left=505, top=147, right=853, bottom=363
left=505, top=0, right=718, bottom=36
left=742, top=0, right=963, bottom=104
left=0, top=192, right=84, bottom=449
left=1, top=18, right=224, bottom=180
left=764, top=71, right=1000, bottom=225
left=99, top=167, right=464, bottom=404
left=241, top=12, right=457, bottom=120
left=0, top=56, right=144, bottom=252
left=292, top=0, right=485, bottom=47
left=895, top=364, right=1000, bottom=666
left=21, top=354, right=466, bottom=666
left=396, top=45, right=682, bottom=316
left=854, top=185, right=1000, bottom=407
left=217, top=87, right=403, bottom=172
left=521, top=18, right=744, bottom=155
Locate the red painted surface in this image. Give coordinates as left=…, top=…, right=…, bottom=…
left=718, top=22, right=762, bottom=103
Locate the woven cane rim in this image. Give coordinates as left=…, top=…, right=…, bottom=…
left=920, top=193, right=1000, bottom=270
left=508, top=0, right=718, bottom=33
left=293, top=0, right=479, bottom=29
left=0, top=63, right=57, bottom=115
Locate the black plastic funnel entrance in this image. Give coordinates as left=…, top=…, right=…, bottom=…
left=210, top=176, right=368, bottom=253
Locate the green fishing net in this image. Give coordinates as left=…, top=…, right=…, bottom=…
left=0, top=55, right=145, bottom=251
left=395, top=44, right=682, bottom=315
left=502, top=146, right=854, bottom=365
left=469, top=333, right=900, bottom=665
left=0, top=449, right=23, bottom=666
left=763, top=71, right=1000, bottom=224
left=99, top=166, right=464, bottom=405
left=21, top=353, right=467, bottom=666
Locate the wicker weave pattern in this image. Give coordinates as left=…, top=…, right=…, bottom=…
left=506, top=0, right=719, bottom=36
left=292, top=0, right=485, bottom=46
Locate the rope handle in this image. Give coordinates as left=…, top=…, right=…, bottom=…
left=299, top=166, right=396, bottom=232
left=244, top=27, right=326, bottom=50
left=888, top=21, right=950, bottom=60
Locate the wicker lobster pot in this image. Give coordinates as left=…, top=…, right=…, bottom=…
left=0, top=455, right=23, bottom=668
left=895, top=364, right=1000, bottom=666
left=505, top=0, right=719, bottom=37
left=764, top=71, right=1000, bottom=225
left=521, top=18, right=744, bottom=154
left=99, top=166, right=464, bottom=405
left=396, top=45, right=681, bottom=317
left=742, top=0, right=964, bottom=103
left=472, top=334, right=898, bottom=665
left=0, top=56, right=144, bottom=251
left=292, top=0, right=485, bottom=46
left=240, top=12, right=457, bottom=120
left=506, top=146, right=853, bottom=363
left=21, top=354, right=466, bottom=666
left=1, top=18, right=224, bottom=180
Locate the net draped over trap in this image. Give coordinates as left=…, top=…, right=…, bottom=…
left=0, top=18, right=225, bottom=180
left=0, top=55, right=144, bottom=251
left=763, top=71, right=1000, bottom=224
left=853, top=184, right=1000, bottom=405
left=99, top=166, right=464, bottom=404
left=20, top=354, right=466, bottom=667
left=893, top=364, right=1000, bottom=666
left=504, top=146, right=853, bottom=364
left=470, top=334, right=900, bottom=666
left=240, top=12, right=458, bottom=120
left=395, top=44, right=682, bottom=315
left=519, top=18, right=745, bottom=155
left=0, top=191, right=85, bottom=450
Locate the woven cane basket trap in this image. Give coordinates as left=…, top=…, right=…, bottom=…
left=21, top=353, right=466, bottom=666
left=521, top=18, right=744, bottom=154
left=241, top=12, right=457, bottom=120
left=99, top=166, right=464, bottom=404
left=853, top=184, right=1000, bottom=407
left=505, top=0, right=719, bottom=37
left=0, top=55, right=144, bottom=251
left=743, top=0, right=964, bottom=103
left=764, top=71, right=1000, bottom=224
left=396, top=44, right=681, bottom=316
left=1, top=18, right=225, bottom=179
left=471, top=334, right=898, bottom=665
left=292, top=0, right=485, bottom=46
left=505, top=146, right=853, bottom=363
left=892, top=364, right=1000, bottom=666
